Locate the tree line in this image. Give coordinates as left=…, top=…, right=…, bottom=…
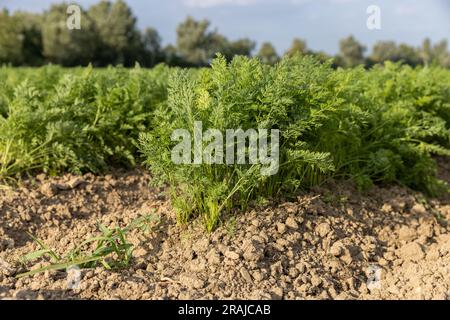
left=1, top=0, right=449, bottom=68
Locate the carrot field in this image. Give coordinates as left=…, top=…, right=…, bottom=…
left=1, top=55, right=450, bottom=300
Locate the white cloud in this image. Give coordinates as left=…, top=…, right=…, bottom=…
left=395, top=4, right=419, bottom=16
left=329, top=0, right=356, bottom=4
left=290, top=0, right=356, bottom=6
left=290, top=0, right=313, bottom=5
left=185, top=0, right=359, bottom=8
left=183, top=0, right=259, bottom=8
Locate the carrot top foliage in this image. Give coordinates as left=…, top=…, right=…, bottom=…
left=0, top=56, right=449, bottom=230
left=0, top=64, right=169, bottom=179
left=140, top=55, right=450, bottom=230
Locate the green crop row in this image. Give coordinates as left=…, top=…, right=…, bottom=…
left=0, top=64, right=169, bottom=178
left=1, top=56, right=449, bottom=230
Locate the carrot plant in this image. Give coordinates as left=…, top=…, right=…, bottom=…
left=140, top=55, right=450, bottom=231
left=0, top=57, right=449, bottom=231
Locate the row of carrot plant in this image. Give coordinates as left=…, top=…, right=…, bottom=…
left=1, top=55, right=449, bottom=230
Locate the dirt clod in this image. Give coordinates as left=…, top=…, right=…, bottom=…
left=316, top=222, right=331, bottom=237
left=40, top=183, right=57, bottom=197
left=224, top=250, right=240, bottom=260
left=397, top=242, right=425, bottom=262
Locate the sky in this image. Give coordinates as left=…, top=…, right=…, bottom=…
left=1, top=0, right=449, bottom=55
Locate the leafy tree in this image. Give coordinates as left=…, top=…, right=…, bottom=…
left=370, top=41, right=398, bottom=63
left=369, top=41, right=420, bottom=66
left=430, top=40, right=450, bottom=68
left=222, top=38, right=255, bottom=60
left=419, top=38, right=450, bottom=67
left=175, top=16, right=254, bottom=66
left=420, top=38, right=433, bottom=66
left=285, top=38, right=308, bottom=56
left=0, top=10, right=24, bottom=65
left=88, top=0, right=142, bottom=66
left=257, top=42, right=279, bottom=65
left=337, top=35, right=366, bottom=67
left=42, top=3, right=97, bottom=66
left=175, top=16, right=219, bottom=66
left=312, top=51, right=332, bottom=64
left=396, top=43, right=421, bottom=66
left=13, top=11, right=44, bottom=66
left=208, top=32, right=230, bottom=60
left=2, top=1, right=449, bottom=69
left=141, top=27, right=162, bottom=67
left=162, top=44, right=184, bottom=66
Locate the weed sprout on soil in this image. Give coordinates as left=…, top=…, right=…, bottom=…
left=16, top=214, right=159, bottom=278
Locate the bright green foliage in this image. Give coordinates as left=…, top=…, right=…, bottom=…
left=139, top=55, right=350, bottom=230
left=16, top=214, right=159, bottom=278
left=356, top=62, right=450, bottom=193
left=0, top=56, right=449, bottom=231
left=140, top=55, right=450, bottom=231
left=0, top=64, right=169, bottom=179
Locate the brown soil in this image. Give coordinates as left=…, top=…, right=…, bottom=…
left=0, top=160, right=449, bottom=300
